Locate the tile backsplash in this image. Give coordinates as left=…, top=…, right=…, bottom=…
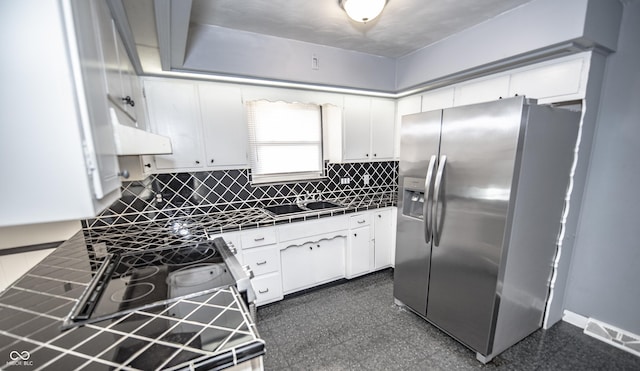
left=82, top=161, right=398, bottom=229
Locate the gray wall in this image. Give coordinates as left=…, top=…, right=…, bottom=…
left=564, top=1, right=640, bottom=334
left=182, top=24, right=396, bottom=93
left=395, top=0, right=621, bottom=91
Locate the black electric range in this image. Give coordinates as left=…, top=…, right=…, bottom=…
left=63, top=237, right=255, bottom=329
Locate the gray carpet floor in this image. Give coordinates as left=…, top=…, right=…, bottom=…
left=256, top=269, right=640, bottom=370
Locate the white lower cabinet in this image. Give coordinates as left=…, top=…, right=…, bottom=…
left=280, top=235, right=346, bottom=294
left=346, top=214, right=373, bottom=279
left=373, top=208, right=395, bottom=270
left=237, top=227, right=283, bottom=306
left=216, top=209, right=398, bottom=307
left=251, top=273, right=283, bottom=305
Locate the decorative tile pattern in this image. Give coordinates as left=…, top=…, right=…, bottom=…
left=83, top=162, right=398, bottom=229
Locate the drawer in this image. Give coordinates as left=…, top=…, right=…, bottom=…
left=349, top=213, right=371, bottom=229
left=210, top=232, right=243, bottom=264
left=243, top=246, right=279, bottom=276
left=252, top=273, right=283, bottom=306
left=241, top=228, right=277, bottom=249
left=279, top=215, right=348, bottom=242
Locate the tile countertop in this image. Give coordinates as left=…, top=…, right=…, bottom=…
left=0, top=194, right=395, bottom=370
left=0, top=233, right=264, bottom=371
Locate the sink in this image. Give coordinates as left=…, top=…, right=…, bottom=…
left=262, top=200, right=343, bottom=216
left=304, top=201, right=343, bottom=210
left=263, top=204, right=305, bottom=215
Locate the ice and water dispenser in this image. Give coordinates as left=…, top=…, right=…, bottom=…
left=402, top=177, right=426, bottom=220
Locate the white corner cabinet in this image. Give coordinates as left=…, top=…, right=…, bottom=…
left=143, top=78, right=248, bottom=172
left=0, top=0, right=123, bottom=227
left=343, top=96, right=396, bottom=162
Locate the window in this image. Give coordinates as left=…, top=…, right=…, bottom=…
left=246, top=100, right=325, bottom=184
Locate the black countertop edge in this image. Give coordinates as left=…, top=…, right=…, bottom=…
left=186, top=341, right=265, bottom=371
left=0, top=241, right=64, bottom=256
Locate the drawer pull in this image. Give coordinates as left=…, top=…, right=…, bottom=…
left=254, top=237, right=265, bottom=242
left=256, top=260, right=267, bottom=265
left=357, top=220, right=366, bottom=224
left=259, top=288, right=269, bottom=294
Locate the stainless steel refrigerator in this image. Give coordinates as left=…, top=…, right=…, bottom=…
left=393, top=97, right=579, bottom=363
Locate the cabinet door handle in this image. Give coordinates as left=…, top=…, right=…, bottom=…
left=317, top=244, right=320, bottom=248
left=256, top=260, right=267, bottom=265
left=259, top=288, right=269, bottom=294
left=309, top=245, right=313, bottom=250
left=254, top=237, right=265, bottom=242
left=195, top=160, right=200, bottom=165
left=210, top=159, right=215, bottom=164
left=357, top=220, right=366, bottom=224
left=354, top=233, right=357, bottom=237
left=365, top=153, right=369, bottom=157
left=144, top=163, right=151, bottom=168
left=374, top=153, right=377, bottom=157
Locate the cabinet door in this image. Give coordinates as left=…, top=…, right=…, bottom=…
left=281, top=243, right=316, bottom=293
left=94, top=0, right=122, bottom=107
left=347, top=226, right=372, bottom=278
left=370, top=99, right=395, bottom=160
left=144, top=79, right=204, bottom=170
left=314, top=237, right=346, bottom=283
left=421, top=88, right=455, bottom=112
left=509, top=58, right=585, bottom=102
left=343, top=96, right=371, bottom=161
left=198, top=84, right=248, bottom=167
left=71, top=0, right=121, bottom=199
left=115, top=33, right=137, bottom=120
left=374, top=209, right=394, bottom=270
left=453, top=76, right=510, bottom=106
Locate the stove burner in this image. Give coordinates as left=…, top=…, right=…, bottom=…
left=119, top=252, right=163, bottom=268
left=161, top=245, right=216, bottom=266
left=110, top=283, right=156, bottom=303
left=116, top=265, right=160, bottom=282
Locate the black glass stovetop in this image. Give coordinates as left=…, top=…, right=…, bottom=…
left=65, top=240, right=236, bottom=328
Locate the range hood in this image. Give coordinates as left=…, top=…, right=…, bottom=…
left=109, top=103, right=172, bottom=156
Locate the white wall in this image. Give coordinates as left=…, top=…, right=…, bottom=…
left=0, top=221, right=80, bottom=250
left=563, top=1, right=640, bottom=334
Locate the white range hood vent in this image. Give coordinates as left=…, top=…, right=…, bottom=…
left=109, top=105, right=172, bottom=156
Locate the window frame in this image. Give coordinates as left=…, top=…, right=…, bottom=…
left=246, top=100, right=328, bottom=185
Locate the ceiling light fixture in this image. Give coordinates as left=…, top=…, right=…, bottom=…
left=340, top=0, right=388, bottom=23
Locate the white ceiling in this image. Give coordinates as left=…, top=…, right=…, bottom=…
left=188, top=0, right=534, bottom=58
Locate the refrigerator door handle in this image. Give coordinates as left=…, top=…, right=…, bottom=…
left=424, top=155, right=437, bottom=244
left=433, top=155, right=447, bottom=246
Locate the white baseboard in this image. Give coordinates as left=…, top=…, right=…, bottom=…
left=562, top=310, right=588, bottom=328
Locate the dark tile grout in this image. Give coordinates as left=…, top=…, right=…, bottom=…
left=256, top=269, right=640, bottom=371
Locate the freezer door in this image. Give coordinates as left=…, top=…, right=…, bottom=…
left=393, top=110, right=442, bottom=315
left=426, top=97, right=525, bottom=355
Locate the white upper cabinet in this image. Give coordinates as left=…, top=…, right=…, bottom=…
left=198, top=84, right=248, bottom=167
left=453, top=75, right=511, bottom=106
left=421, top=88, right=455, bottom=112
left=0, top=0, right=121, bottom=226
left=370, top=98, right=396, bottom=160
left=509, top=57, right=586, bottom=103
left=343, top=95, right=372, bottom=161
left=143, top=78, right=248, bottom=172
left=343, top=96, right=395, bottom=162
left=144, top=79, right=204, bottom=170
left=95, top=0, right=145, bottom=128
